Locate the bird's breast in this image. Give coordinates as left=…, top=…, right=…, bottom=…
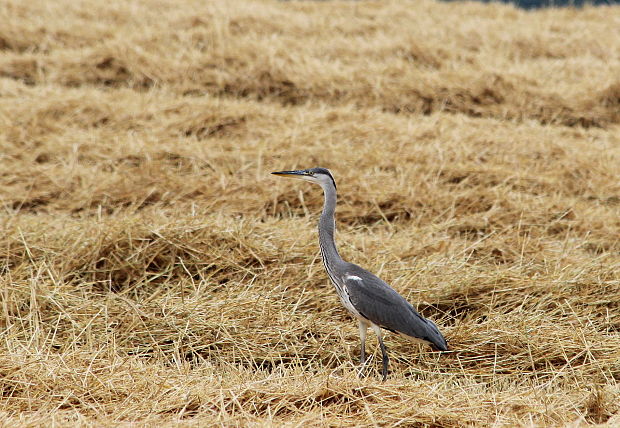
left=327, top=277, right=363, bottom=320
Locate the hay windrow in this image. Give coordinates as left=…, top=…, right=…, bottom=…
left=1, top=0, right=619, bottom=426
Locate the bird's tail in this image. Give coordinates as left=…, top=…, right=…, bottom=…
left=424, top=318, right=448, bottom=351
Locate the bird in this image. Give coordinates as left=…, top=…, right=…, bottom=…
left=271, top=167, right=448, bottom=380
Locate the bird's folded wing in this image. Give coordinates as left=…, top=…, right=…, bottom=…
left=343, top=269, right=448, bottom=350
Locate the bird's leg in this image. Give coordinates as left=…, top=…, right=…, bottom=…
left=371, top=325, right=389, bottom=381
left=358, top=320, right=368, bottom=378
left=379, top=336, right=389, bottom=381
left=358, top=320, right=368, bottom=364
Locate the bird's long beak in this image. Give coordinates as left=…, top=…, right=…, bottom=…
left=271, top=169, right=310, bottom=178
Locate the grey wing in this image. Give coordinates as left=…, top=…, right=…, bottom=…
left=343, top=266, right=448, bottom=351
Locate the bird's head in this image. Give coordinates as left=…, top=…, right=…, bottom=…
left=271, top=167, right=336, bottom=190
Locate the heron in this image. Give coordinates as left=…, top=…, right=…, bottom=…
left=272, top=167, right=447, bottom=380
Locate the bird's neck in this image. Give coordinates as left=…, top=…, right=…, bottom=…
left=318, top=184, right=342, bottom=264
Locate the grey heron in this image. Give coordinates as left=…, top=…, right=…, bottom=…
left=272, top=167, right=448, bottom=380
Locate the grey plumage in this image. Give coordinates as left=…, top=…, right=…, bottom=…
left=343, top=264, right=448, bottom=351
left=272, top=167, right=447, bottom=380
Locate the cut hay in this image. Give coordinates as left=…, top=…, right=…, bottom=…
left=0, top=0, right=619, bottom=426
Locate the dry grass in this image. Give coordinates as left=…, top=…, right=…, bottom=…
left=1, top=0, right=620, bottom=426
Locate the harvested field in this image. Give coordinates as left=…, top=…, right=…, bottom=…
left=1, top=0, right=620, bottom=426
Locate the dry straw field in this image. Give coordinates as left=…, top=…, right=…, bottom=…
left=1, top=0, right=620, bottom=426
